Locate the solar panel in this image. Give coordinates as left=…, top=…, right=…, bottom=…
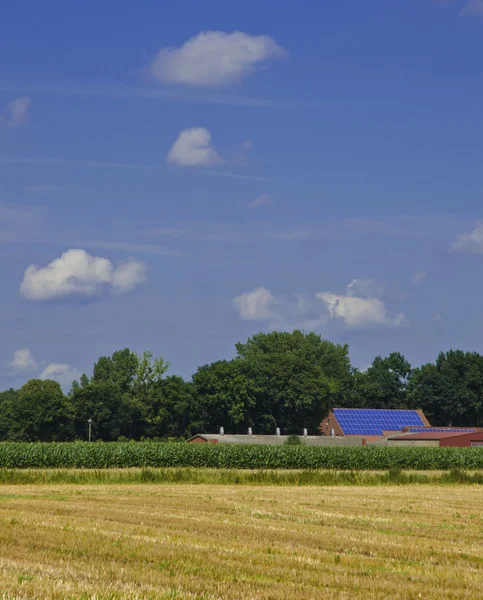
left=333, top=409, right=425, bottom=436
left=406, top=427, right=475, bottom=433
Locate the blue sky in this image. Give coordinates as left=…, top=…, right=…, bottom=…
left=1, top=0, right=483, bottom=388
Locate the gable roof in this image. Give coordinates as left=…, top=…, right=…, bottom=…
left=331, top=408, right=428, bottom=436
left=389, top=431, right=472, bottom=441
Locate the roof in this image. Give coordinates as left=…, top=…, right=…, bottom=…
left=332, top=408, right=426, bottom=436
left=389, top=431, right=473, bottom=441
left=404, top=427, right=476, bottom=433
left=186, top=434, right=368, bottom=446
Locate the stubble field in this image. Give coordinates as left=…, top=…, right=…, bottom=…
left=0, top=482, right=481, bottom=599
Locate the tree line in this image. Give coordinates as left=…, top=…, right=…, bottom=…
left=1, top=330, right=483, bottom=442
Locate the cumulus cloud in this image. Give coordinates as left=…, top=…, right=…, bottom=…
left=7, top=348, right=38, bottom=373
left=233, top=287, right=327, bottom=330
left=40, top=363, right=82, bottom=389
left=233, top=279, right=406, bottom=330
left=111, top=260, right=147, bottom=292
left=250, top=193, right=273, bottom=208
left=347, top=278, right=385, bottom=298
left=167, top=128, right=223, bottom=167
left=146, top=31, right=286, bottom=87
left=20, top=249, right=146, bottom=301
left=317, top=293, right=388, bottom=327
left=316, top=280, right=405, bottom=328
left=451, top=221, right=483, bottom=254
left=233, top=287, right=276, bottom=321
left=1, top=96, right=31, bottom=127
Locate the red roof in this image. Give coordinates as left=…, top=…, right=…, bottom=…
left=390, top=431, right=470, bottom=441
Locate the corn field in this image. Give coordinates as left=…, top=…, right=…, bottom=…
left=0, top=442, right=482, bottom=470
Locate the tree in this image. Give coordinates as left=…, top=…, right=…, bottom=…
left=408, top=350, right=483, bottom=426
left=237, top=331, right=353, bottom=433
left=354, top=352, right=412, bottom=410
left=193, top=360, right=256, bottom=433
left=193, top=331, right=353, bottom=435
left=0, top=389, right=18, bottom=440
left=8, top=379, right=73, bottom=441
left=150, top=376, right=201, bottom=438
left=92, top=348, right=140, bottom=393
left=71, top=349, right=170, bottom=440
left=70, top=381, right=129, bottom=441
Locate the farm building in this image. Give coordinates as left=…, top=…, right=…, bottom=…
left=188, top=409, right=481, bottom=446
left=186, top=433, right=367, bottom=446
left=319, top=408, right=431, bottom=439
left=388, top=431, right=483, bottom=447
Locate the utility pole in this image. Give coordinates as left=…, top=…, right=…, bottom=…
left=88, top=418, right=92, bottom=442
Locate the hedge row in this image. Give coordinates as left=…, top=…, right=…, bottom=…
left=0, top=442, right=483, bottom=470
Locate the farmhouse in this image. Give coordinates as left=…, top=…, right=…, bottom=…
left=388, top=430, right=483, bottom=447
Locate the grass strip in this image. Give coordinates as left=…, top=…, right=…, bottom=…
left=1, top=467, right=483, bottom=485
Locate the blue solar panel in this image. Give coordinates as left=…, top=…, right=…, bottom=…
left=333, top=409, right=425, bottom=435
left=406, top=428, right=475, bottom=433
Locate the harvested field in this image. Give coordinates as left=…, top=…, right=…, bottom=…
left=0, top=484, right=481, bottom=599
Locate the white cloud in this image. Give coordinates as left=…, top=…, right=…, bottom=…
left=233, top=281, right=407, bottom=331
left=411, top=272, right=427, bottom=286
left=111, top=260, right=147, bottom=292
left=316, top=292, right=389, bottom=327
left=146, top=31, right=286, bottom=87
left=6, top=348, right=82, bottom=389
left=451, top=221, right=483, bottom=254
left=233, top=287, right=276, bottom=321
left=7, top=348, right=38, bottom=373
left=1, top=96, right=31, bottom=127
left=250, top=193, right=273, bottom=208
left=20, top=249, right=146, bottom=301
left=316, top=280, right=405, bottom=328
left=40, top=363, right=82, bottom=389
left=347, top=278, right=385, bottom=298
left=233, top=287, right=327, bottom=330
left=167, top=128, right=223, bottom=167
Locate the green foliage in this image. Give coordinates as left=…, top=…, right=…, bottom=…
left=0, top=389, right=18, bottom=440
left=0, top=443, right=482, bottom=470
left=284, top=435, right=303, bottom=445
left=6, top=380, right=73, bottom=442
left=193, top=360, right=256, bottom=432
left=0, top=467, right=482, bottom=486
left=195, top=331, right=353, bottom=434
left=408, top=350, right=483, bottom=426
left=70, top=349, right=173, bottom=441
left=3, top=336, right=483, bottom=443
left=354, top=352, right=412, bottom=410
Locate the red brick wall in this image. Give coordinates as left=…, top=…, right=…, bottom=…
left=440, top=433, right=483, bottom=447
left=319, top=412, right=344, bottom=436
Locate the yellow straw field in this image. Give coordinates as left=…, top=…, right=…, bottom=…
left=0, top=483, right=481, bottom=599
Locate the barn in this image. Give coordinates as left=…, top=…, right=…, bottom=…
left=388, top=431, right=483, bottom=447
left=319, top=408, right=431, bottom=439
left=186, top=433, right=365, bottom=446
